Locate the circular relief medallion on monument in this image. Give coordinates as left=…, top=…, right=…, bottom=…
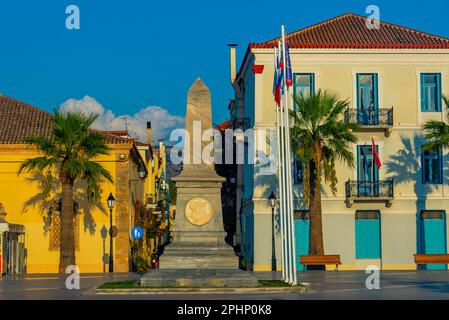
left=185, top=197, right=213, bottom=226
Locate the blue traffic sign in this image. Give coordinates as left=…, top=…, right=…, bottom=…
left=131, top=226, right=143, bottom=240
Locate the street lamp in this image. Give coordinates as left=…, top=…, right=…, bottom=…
left=107, top=192, right=115, bottom=273
left=268, top=191, right=277, bottom=271
left=138, top=165, right=147, bottom=179
left=158, top=177, right=170, bottom=243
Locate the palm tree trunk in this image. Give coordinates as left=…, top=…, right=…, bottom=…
left=308, top=158, right=324, bottom=256
left=59, top=177, right=76, bottom=273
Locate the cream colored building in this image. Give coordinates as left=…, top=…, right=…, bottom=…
left=230, top=13, right=449, bottom=271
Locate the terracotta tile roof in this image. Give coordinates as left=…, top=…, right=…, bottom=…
left=215, top=120, right=231, bottom=132
left=0, top=94, right=130, bottom=145
left=251, top=13, right=449, bottom=49
left=101, top=130, right=130, bottom=137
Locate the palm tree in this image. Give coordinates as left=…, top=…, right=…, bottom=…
left=19, top=111, right=113, bottom=273
left=290, top=90, right=358, bottom=255
left=422, top=95, right=449, bottom=152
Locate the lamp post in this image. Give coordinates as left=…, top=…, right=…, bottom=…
left=159, top=177, right=170, bottom=244
left=268, top=191, right=277, bottom=271
left=107, top=192, right=115, bottom=273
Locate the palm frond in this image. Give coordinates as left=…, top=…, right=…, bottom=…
left=290, top=89, right=358, bottom=195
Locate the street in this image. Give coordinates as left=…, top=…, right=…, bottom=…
left=0, top=270, right=448, bottom=300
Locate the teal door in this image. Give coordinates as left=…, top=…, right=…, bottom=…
left=355, top=211, right=381, bottom=259
left=357, top=145, right=379, bottom=197
left=419, top=211, right=447, bottom=270
left=294, top=211, right=309, bottom=271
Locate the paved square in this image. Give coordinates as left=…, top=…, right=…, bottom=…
left=0, top=271, right=448, bottom=299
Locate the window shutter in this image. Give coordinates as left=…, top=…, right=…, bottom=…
left=437, top=74, right=442, bottom=112
left=420, top=74, right=426, bottom=112
left=374, top=74, right=379, bottom=109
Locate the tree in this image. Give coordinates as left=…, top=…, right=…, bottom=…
left=422, top=95, right=449, bottom=152
left=19, top=111, right=113, bottom=273
left=290, top=90, right=358, bottom=255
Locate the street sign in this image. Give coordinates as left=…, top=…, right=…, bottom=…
left=131, top=226, right=143, bottom=240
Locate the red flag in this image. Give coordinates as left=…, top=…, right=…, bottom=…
left=372, top=137, right=381, bottom=169
left=275, top=86, right=281, bottom=107
left=285, top=40, right=293, bottom=86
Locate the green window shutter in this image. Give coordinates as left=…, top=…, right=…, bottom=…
left=374, top=74, right=379, bottom=109
left=420, top=74, right=426, bottom=112
left=310, top=74, right=315, bottom=96
left=356, top=74, right=360, bottom=111
left=437, top=73, right=442, bottom=112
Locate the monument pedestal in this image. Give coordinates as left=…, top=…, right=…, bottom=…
left=140, top=269, right=259, bottom=288
left=140, top=79, right=258, bottom=288
left=159, top=165, right=238, bottom=269
left=139, top=166, right=258, bottom=287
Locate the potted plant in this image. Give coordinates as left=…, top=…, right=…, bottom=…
left=133, top=255, right=150, bottom=273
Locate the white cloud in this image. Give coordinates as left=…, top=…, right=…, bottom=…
left=59, top=95, right=185, bottom=143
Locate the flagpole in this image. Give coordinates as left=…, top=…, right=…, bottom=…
left=278, top=41, right=291, bottom=283
left=281, top=25, right=297, bottom=285
left=274, top=45, right=286, bottom=281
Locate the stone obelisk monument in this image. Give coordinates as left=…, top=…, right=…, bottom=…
left=140, top=78, right=258, bottom=287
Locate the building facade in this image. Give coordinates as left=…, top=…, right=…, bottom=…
left=231, top=13, right=449, bottom=271
left=0, top=94, right=150, bottom=273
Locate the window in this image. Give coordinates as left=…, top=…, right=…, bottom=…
left=293, top=158, right=304, bottom=184
left=294, top=210, right=309, bottom=220
left=422, top=148, right=443, bottom=184
left=357, top=73, right=378, bottom=113
left=355, top=210, right=381, bottom=220
left=421, top=73, right=442, bottom=112
left=420, top=210, right=445, bottom=220
left=49, top=212, right=80, bottom=251
left=293, top=73, right=315, bottom=109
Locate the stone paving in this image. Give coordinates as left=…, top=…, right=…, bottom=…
left=0, top=270, right=448, bottom=299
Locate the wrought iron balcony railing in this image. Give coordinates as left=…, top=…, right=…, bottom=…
left=344, top=108, right=393, bottom=136
left=345, top=179, right=394, bottom=207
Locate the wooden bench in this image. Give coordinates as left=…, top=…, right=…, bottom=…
left=300, top=255, right=342, bottom=271
left=414, top=254, right=449, bottom=270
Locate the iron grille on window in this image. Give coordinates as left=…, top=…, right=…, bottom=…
left=294, top=210, right=309, bottom=220
left=49, top=212, right=80, bottom=251
left=420, top=210, right=444, bottom=220
left=355, top=210, right=380, bottom=220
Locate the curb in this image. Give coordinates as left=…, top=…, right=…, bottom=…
left=95, top=285, right=308, bottom=295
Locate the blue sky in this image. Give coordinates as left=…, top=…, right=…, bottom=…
left=1, top=0, right=448, bottom=140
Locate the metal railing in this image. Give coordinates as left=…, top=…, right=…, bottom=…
left=345, top=179, right=394, bottom=199
left=344, top=108, right=393, bottom=126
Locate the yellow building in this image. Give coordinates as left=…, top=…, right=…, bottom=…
left=230, top=13, right=449, bottom=271
left=136, top=122, right=170, bottom=256
left=0, top=94, right=149, bottom=273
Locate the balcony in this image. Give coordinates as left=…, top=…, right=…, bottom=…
left=345, top=179, right=394, bottom=208
left=344, top=108, right=393, bottom=137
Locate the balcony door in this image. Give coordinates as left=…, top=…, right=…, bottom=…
left=357, top=74, right=378, bottom=125
left=357, top=145, right=379, bottom=197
